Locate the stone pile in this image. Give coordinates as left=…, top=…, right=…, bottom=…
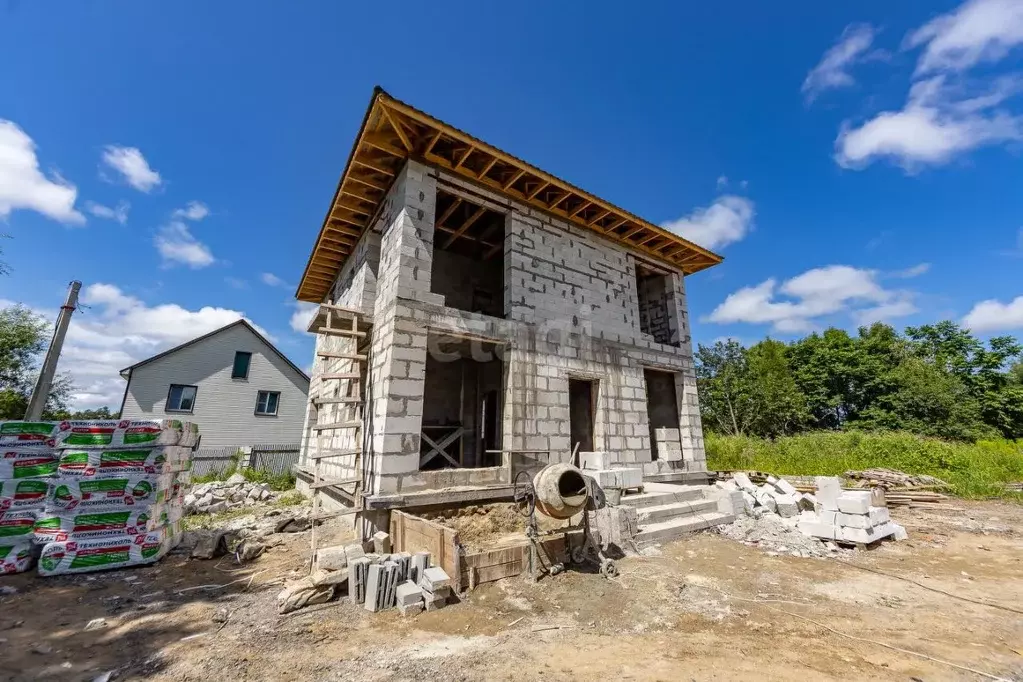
left=278, top=531, right=453, bottom=615
left=719, top=472, right=908, bottom=548
left=184, top=473, right=278, bottom=515
left=797, top=477, right=908, bottom=544
left=718, top=473, right=816, bottom=519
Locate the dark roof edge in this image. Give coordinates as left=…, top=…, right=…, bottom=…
left=118, top=319, right=310, bottom=383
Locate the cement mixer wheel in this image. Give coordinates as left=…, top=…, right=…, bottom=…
left=513, top=470, right=536, bottom=517
left=599, top=558, right=618, bottom=579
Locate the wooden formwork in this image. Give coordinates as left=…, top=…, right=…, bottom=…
left=390, top=508, right=583, bottom=591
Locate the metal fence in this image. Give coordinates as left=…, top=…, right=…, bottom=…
left=190, top=443, right=300, bottom=478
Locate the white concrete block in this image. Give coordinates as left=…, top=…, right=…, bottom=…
left=797, top=520, right=838, bottom=540
left=815, top=476, right=842, bottom=511
left=617, top=468, right=643, bottom=488
left=836, top=491, right=872, bottom=515
left=741, top=491, right=757, bottom=514
left=868, top=506, right=890, bottom=525
left=579, top=451, right=616, bottom=470
left=838, top=525, right=890, bottom=544
left=410, top=551, right=430, bottom=585
left=818, top=510, right=838, bottom=525
left=798, top=493, right=817, bottom=511
left=891, top=523, right=909, bottom=541
left=732, top=472, right=756, bottom=493
left=772, top=478, right=799, bottom=496
left=420, top=566, right=451, bottom=593
left=396, top=580, right=424, bottom=606
left=373, top=531, right=392, bottom=554
left=364, top=563, right=385, bottom=612
left=775, top=494, right=799, bottom=518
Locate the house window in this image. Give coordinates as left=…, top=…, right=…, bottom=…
left=255, top=390, right=280, bottom=416
left=232, top=351, right=252, bottom=379
left=166, top=384, right=197, bottom=413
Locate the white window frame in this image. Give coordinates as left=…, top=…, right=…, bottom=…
left=255, top=390, right=280, bottom=416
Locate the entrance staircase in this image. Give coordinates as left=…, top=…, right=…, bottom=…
left=622, top=482, right=735, bottom=547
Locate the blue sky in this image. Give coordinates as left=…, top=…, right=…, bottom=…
left=1, top=0, right=1022, bottom=408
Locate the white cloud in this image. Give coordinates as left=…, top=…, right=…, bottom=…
left=963, top=295, right=1023, bottom=331
left=224, top=276, right=248, bottom=289
left=707, top=265, right=917, bottom=332
left=290, top=302, right=318, bottom=333
left=803, top=24, right=881, bottom=102
left=890, top=262, right=931, bottom=278
left=172, top=201, right=209, bottom=221
left=261, top=272, right=287, bottom=287
left=716, top=175, right=728, bottom=189
left=661, top=195, right=754, bottom=250
left=0, top=120, right=84, bottom=225
left=84, top=200, right=129, bottom=225
left=101, top=145, right=162, bottom=192
left=154, top=221, right=215, bottom=268
left=836, top=75, right=1023, bottom=169
left=11, top=283, right=270, bottom=408
left=906, top=0, right=1023, bottom=75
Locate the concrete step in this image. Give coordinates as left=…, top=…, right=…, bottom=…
left=635, top=511, right=735, bottom=547
left=620, top=486, right=705, bottom=509
left=635, top=498, right=719, bottom=525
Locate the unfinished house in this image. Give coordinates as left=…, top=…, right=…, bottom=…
left=294, top=88, right=729, bottom=546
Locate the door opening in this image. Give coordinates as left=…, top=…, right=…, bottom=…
left=568, top=379, right=597, bottom=455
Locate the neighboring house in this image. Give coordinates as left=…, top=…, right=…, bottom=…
left=119, top=320, right=309, bottom=447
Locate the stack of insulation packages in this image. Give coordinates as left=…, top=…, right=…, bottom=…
left=0, top=420, right=197, bottom=576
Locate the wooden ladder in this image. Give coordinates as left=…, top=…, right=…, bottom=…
left=308, top=303, right=368, bottom=572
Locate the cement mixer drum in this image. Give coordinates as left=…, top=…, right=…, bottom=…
left=532, top=462, right=589, bottom=519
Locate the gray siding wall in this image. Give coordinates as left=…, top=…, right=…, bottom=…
left=121, top=324, right=309, bottom=447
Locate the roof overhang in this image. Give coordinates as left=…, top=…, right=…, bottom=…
left=296, top=87, right=723, bottom=303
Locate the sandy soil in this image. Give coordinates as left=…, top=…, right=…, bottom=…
left=2, top=500, right=1022, bottom=682
left=420, top=503, right=574, bottom=551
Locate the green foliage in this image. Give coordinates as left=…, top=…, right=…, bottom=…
left=696, top=321, right=1023, bottom=442
left=273, top=491, right=306, bottom=506
left=0, top=305, right=71, bottom=419
left=706, top=431, right=1023, bottom=500
left=241, top=467, right=296, bottom=491
left=45, top=406, right=120, bottom=420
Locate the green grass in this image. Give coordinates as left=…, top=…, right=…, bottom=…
left=706, top=431, right=1023, bottom=500
left=272, top=491, right=307, bottom=507
left=241, top=467, right=296, bottom=491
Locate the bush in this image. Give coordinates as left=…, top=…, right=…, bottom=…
left=706, top=431, right=1023, bottom=500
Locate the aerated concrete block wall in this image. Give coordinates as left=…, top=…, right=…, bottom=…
left=309, top=161, right=708, bottom=505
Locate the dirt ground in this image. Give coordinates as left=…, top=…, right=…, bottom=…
left=2, top=500, right=1022, bottom=682
left=420, top=503, right=573, bottom=551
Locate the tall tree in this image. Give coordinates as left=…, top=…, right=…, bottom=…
left=695, top=340, right=756, bottom=436
left=0, top=305, right=70, bottom=419
left=745, top=339, right=808, bottom=437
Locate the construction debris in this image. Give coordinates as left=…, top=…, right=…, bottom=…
left=278, top=542, right=439, bottom=616
left=720, top=473, right=907, bottom=552
left=185, top=477, right=277, bottom=515
left=843, top=468, right=947, bottom=489
left=797, top=478, right=905, bottom=545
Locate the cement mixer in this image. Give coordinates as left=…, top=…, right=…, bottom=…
left=513, top=463, right=618, bottom=581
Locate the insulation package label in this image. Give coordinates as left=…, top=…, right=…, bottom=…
left=33, top=507, right=177, bottom=542
left=37, top=525, right=179, bottom=576
left=57, top=447, right=191, bottom=477
left=0, top=450, right=58, bottom=479
left=45, top=473, right=183, bottom=511
left=54, top=419, right=198, bottom=449
left=0, top=510, right=38, bottom=540
left=0, top=421, right=57, bottom=445
left=0, top=478, right=49, bottom=511
left=0, top=539, right=35, bottom=574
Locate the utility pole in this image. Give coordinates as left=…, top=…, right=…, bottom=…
left=25, top=280, right=81, bottom=421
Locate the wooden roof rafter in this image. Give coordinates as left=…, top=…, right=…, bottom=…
left=297, top=88, right=722, bottom=302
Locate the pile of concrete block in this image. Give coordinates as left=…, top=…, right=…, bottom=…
left=652, top=428, right=684, bottom=462
left=797, top=477, right=908, bottom=545
left=283, top=528, right=457, bottom=617
left=720, top=473, right=815, bottom=519
left=579, top=452, right=643, bottom=491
